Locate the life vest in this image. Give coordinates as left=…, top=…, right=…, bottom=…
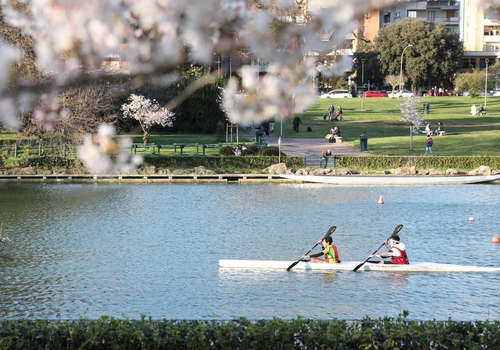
left=391, top=246, right=409, bottom=264
left=323, top=245, right=340, bottom=263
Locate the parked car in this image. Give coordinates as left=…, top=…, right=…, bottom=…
left=363, top=90, right=388, bottom=98
left=319, top=89, right=352, bottom=98
left=389, top=89, right=415, bottom=98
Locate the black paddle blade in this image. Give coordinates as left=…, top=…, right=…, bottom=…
left=353, top=224, right=404, bottom=272
left=286, top=260, right=300, bottom=271
left=287, top=225, right=336, bottom=271
left=324, top=226, right=337, bottom=239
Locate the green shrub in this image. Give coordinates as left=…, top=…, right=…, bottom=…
left=260, top=146, right=286, bottom=157
left=219, top=145, right=235, bottom=156
left=1, top=315, right=500, bottom=349
left=245, top=144, right=259, bottom=155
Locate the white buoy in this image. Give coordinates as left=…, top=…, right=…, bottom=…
left=468, top=217, right=475, bottom=222
left=378, top=196, right=384, bottom=205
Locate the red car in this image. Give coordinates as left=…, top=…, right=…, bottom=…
left=363, top=90, right=388, bottom=98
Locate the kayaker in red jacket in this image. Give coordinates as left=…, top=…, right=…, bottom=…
left=369, top=234, right=409, bottom=264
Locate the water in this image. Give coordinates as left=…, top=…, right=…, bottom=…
left=0, top=181, right=499, bottom=321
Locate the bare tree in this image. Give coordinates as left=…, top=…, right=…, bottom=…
left=384, top=74, right=401, bottom=97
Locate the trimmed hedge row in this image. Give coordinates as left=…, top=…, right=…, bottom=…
left=0, top=314, right=499, bottom=349
left=334, top=155, right=500, bottom=171
left=7, top=155, right=500, bottom=173
left=141, top=155, right=304, bottom=170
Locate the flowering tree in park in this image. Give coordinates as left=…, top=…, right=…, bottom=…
left=121, top=94, right=175, bottom=146
left=396, top=96, right=424, bottom=151
left=0, top=0, right=493, bottom=173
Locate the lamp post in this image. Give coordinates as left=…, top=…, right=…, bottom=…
left=399, top=44, right=413, bottom=91
left=485, top=58, right=489, bottom=110
left=361, top=59, right=365, bottom=110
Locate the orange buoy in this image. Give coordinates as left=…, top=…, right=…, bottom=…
left=378, top=196, right=384, bottom=205
left=468, top=217, right=475, bottom=222
left=492, top=234, right=500, bottom=244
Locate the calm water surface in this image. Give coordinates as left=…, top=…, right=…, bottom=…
left=0, top=181, right=499, bottom=321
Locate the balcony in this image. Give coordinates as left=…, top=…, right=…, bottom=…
left=426, top=0, right=460, bottom=10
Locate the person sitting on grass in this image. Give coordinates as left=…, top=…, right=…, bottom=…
left=302, top=236, right=340, bottom=264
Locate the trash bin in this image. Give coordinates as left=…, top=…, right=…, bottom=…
left=360, top=134, right=368, bottom=152
left=423, top=103, right=430, bottom=114
left=320, top=156, right=329, bottom=169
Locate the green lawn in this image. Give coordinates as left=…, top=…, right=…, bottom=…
left=1, top=95, right=499, bottom=157
left=290, top=96, right=500, bottom=156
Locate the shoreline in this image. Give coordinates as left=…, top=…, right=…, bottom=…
left=2, top=173, right=499, bottom=184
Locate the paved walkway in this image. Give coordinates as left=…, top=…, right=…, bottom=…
left=238, top=128, right=366, bottom=159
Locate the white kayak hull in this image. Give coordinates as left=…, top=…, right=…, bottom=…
left=219, top=259, right=500, bottom=272
left=279, top=174, right=500, bottom=185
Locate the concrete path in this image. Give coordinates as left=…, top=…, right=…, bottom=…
left=238, top=128, right=367, bottom=159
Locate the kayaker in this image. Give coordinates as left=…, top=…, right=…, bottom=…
left=302, top=236, right=340, bottom=263
left=369, top=235, right=409, bottom=264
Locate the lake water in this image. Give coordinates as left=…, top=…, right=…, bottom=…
left=0, top=181, right=499, bottom=321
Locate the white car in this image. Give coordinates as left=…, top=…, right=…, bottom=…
left=389, top=90, right=415, bottom=98
left=319, top=89, right=352, bottom=98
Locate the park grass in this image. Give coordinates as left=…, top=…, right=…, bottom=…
left=1, top=96, right=499, bottom=157
left=292, top=96, right=500, bottom=156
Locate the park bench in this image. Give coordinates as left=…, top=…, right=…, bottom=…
left=202, top=143, right=223, bottom=155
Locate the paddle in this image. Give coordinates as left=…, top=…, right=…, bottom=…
left=286, top=225, right=337, bottom=271
left=352, top=224, right=403, bottom=272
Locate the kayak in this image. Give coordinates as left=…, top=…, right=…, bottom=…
left=279, top=174, right=500, bottom=185
left=218, top=259, right=500, bottom=272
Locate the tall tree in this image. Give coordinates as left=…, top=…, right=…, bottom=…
left=352, top=41, right=385, bottom=92
left=375, top=18, right=463, bottom=91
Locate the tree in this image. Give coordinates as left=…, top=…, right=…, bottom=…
left=21, top=84, right=122, bottom=146
left=353, top=41, right=385, bottom=92
left=384, top=74, right=402, bottom=96
left=375, top=18, right=463, bottom=91
left=121, top=94, right=175, bottom=145
left=396, top=96, right=423, bottom=151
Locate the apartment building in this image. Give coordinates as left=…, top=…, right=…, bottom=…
left=356, top=0, right=498, bottom=71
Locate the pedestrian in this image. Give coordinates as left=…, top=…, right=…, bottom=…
left=292, top=114, right=302, bottom=132
left=424, top=134, right=434, bottom=156
left=328, top=104, right=334, bottom=119
left=269, top=117, right=275, bottom=133
left=337, top=105, right=344, bottom=121
left=321, top=149, right=333, bottom=157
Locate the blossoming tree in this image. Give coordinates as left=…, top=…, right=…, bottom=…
left=121, top=94, right=175, bottom=146
left=397, top=96, right=423, bottom=151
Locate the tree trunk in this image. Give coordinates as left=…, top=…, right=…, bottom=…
left=409, top=126, right=413, bottom=150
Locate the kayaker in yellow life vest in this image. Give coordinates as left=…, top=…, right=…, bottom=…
left=302, top=236, right=340, bottom=263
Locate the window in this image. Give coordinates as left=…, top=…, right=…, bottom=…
left=408, top=11, right=416, bottom=18
left=427, top=11, right=435, bottom=22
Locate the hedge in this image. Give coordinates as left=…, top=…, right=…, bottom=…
left=5, top=155, right=500, bottom=173
left=334, top=156, right=500, bottom=171
left=0, top=314, right=499, bottom=349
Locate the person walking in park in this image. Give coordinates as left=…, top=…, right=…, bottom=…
left=292, top=114, right=302, bottom=132
left=424, top=134, right=434, bottom=156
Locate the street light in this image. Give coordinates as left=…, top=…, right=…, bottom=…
left=399, top=44, right=413, bottom=91
left=485, top=58, right=489, bottom=111
left=361, top=59, right=365, bottom=110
